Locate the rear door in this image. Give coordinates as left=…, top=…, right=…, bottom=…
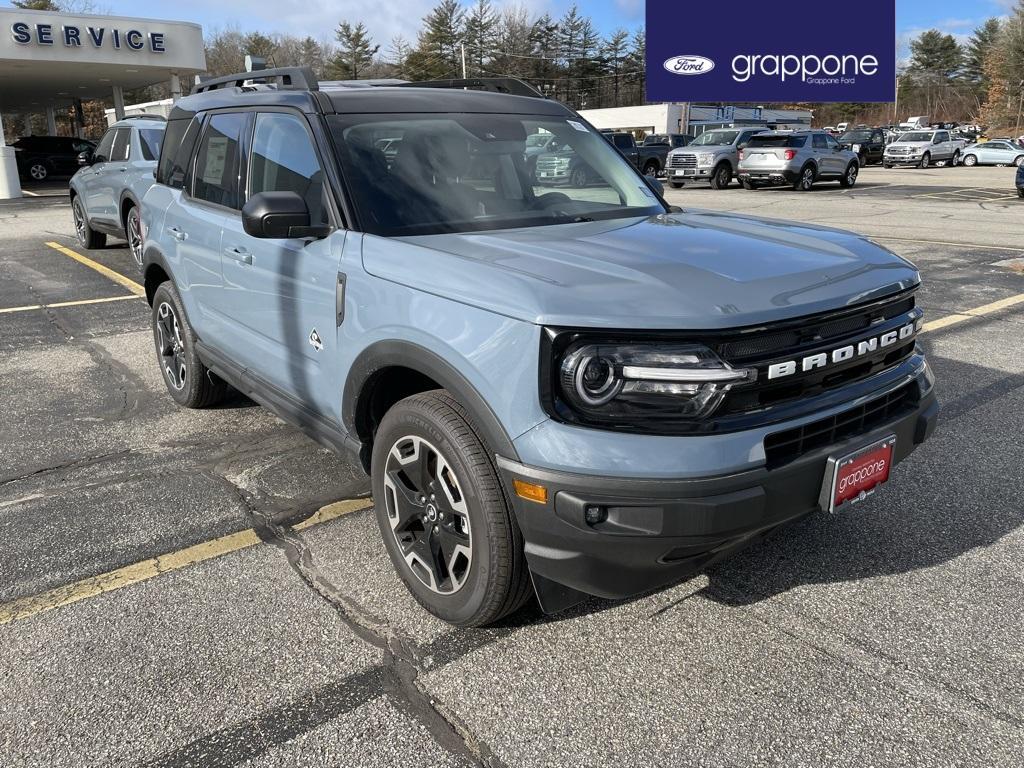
left=94, top=127, right=132, bottom=226
left=824, top=133, right=846, bottom=173
left=812, top=133, right=834, bottom=173
left=218, top=109, right=346, bottom=415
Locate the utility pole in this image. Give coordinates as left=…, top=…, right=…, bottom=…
left=1016, top=80, right=1024, bottom=137
left=893, top=75, right=899, bottom=126
left=460, top=43, right=467, bottom=79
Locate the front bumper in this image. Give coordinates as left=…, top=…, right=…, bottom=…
left=497, top=381, right=938, bottom=612
left=884, top=153, right=922, bottom=165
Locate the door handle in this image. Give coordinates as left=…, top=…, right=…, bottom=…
left=168, top=227, right=187, bottom=241
left=224, top=246, right=252, bottom=265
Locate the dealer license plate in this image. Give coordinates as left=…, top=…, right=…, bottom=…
left=673, top=169, right=695, bottom=177
left=818, top=435, right=896, bottom=513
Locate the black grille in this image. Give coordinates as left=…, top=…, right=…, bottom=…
left=764, top=383, right=916, bottom=468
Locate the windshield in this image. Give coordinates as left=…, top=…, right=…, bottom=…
left=328, top=114, right=665, bottom=237
left=899, top=132, right=934, bottom=142
left=690, top=130, right=739, bottom=146
left=839, top=131, right=872, bottom=142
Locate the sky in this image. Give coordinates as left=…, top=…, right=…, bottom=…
left=2, top=0, right=1019, bottom=62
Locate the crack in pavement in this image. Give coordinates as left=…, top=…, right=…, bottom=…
left=0, top=449, right=131, bottom=488
left=147, top=481, right=512, bottom=768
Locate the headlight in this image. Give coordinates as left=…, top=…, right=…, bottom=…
left=550, top=339, right=755, bottom=429
left=697, top=153, right=715, bottom=165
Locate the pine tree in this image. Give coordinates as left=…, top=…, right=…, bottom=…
left=242, top=32, right=278, bottom=64
left=406, top=0, right=465, bottom=80
left=388, top=36, right=413, bottom=78
left=463, top=0, right=498, bottom=77
left=602, top=29, right=630, bottom=107
left=330, top=22, right=380, bottom=80
left=965, top=19, right=1003, bottom=87
left=626, top=28, right=646, bottom=105
left=907, top=30, right=963, bottom=82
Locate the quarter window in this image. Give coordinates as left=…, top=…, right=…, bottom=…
left=248, top=112, right=327, bottom=225
left=192, top=113, right=246, bottom=209
left=139, top=128, right=163, bottom=161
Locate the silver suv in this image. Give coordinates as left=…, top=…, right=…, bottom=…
left=69, top=116, right=165, bottom=269
left=737, top=130, right=860, bottom=191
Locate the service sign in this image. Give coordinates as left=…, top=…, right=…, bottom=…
left=645, top=0, right=896, bottom=102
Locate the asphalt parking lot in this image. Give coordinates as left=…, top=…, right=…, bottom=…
left=2, top=164, right=1023, bottom=767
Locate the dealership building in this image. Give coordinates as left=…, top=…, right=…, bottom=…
left=579, top=103, right=814, bottom=137
left=0, top=7, right=206, bottom=199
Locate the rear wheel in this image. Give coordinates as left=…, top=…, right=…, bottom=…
left=642, top=160, right=659, bottom=177
left=962, top=154, right=977, bottom=166
left=28, top=162, right=49, bottom=182
left=709, top=163, right=732, bottom=189
left=72, top=195, right=106, bottom=249
left=839, top=162, right=859, bottom=188
left=741, top=179, right=757, bottom=190
left=124, top=204, right=143, bottom=271
left=150, top=281, right=228, bottom=408
left=372, top=391, right=531, bottom=627
left=793, top=164, right=815, bottom=191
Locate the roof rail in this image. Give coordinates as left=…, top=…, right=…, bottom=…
left=193, top=66, right=318, bottom=94
left=394, top=77, right=545, bottom=99
left=121, top=114, right=167, bottom=121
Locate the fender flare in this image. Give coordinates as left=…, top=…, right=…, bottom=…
left=342, top=339, right=520, bottom=462
left=142, top=245, right=172, bottom=305
left=118, top=190, right=140, bottom=228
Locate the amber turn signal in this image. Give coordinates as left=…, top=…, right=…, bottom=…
left=513, top=479, right=548, bottom=505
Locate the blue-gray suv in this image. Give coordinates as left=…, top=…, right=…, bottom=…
left=141, top=69, right=938, bottom=626
left=70, top=116, right=165, bottom=269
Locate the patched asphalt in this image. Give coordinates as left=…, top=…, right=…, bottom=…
left=1, top=166, right=1023, bottom=766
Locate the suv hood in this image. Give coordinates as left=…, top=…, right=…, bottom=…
left=362, top=211, right=920, bottom=329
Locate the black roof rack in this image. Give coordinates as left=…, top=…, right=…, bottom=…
left=193, top=66, right=318, bottom=94
left=393, top=77, right=545, bottom=99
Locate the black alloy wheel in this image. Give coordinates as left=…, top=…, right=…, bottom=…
left=125, top=205, right=143, bottom=270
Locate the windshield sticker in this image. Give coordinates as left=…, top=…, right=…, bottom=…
left=567, top=120, right=588, bottom=132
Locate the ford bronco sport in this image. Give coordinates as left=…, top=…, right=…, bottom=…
left=141, top=68, right=938, bottom=627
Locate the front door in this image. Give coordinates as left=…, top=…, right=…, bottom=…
left=218, top=110, right=344, bottom=417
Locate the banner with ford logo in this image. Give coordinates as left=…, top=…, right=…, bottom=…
left=645, top=0, right=896, bottom=102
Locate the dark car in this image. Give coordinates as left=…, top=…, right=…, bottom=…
left=13, top=135, right=96, bottom=182
left=836, top=128, right=886, bottom=166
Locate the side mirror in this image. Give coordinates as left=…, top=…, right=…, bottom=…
left=242, top=191, right=329, bottom=239
left=77, top=150, right=93, bottom=166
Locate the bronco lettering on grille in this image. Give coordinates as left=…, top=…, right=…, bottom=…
left=766, top=320, right=917, bottom=380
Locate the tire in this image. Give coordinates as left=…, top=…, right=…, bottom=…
left=839, top=162, right=859, bottom=188
left=28, top=162, right=49, bottom=182
left=642, top=160, right=659, bottom=177
left=669, top=181, right=683, bottom=189
left=963, top=154, right=978, bottom=167
left=709, top=163, right=732, bottom=189
left=951, top=150, right=961, bottom=167
left=1018, top=187, right=1024, bottom=198
left=741, top=179, right=757, bottom=190
left=372, top=391, right=531, bottom=627
left=71, top=195, right=106, bottom=250
left=570, top=167, right=587, bottom=187
left=857, top=153, right=866, bottom=168
left=150, top=281, right=228, bottom=408
left=124, top=204, right=143, bottom=271
left=918, top=152, right=930, bottom=169
left=883, top=163, right=892, bottom=169
left=1015, top=155, right=1024, bottom=167
left=793, top=164, right=815, bottom=191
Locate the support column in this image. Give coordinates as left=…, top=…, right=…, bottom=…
left=0, top=110, right=24, bottom=199
left=169, top=73, right=182, bottom=103
left=112, top=85, right=125, bottom=121
left=46, top=105, right=57, bottom=135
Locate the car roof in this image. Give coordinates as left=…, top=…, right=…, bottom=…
left=169, top=83, right=574, bottom=121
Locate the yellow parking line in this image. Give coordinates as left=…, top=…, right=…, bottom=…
left=0, top=498, right=371, bottom=626
left=0, top=294, right=139, bottom=315
left=44, top=241, right=145, bottom=297
left=922, top=292, right=1024, bottom=333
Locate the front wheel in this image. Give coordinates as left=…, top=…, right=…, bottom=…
left=839, top=162, right=859, bottom=188
left=1015, top=155, right=1024, bottom=167
left=962, top=154, right=978, bottom=167
left=951, top=150, right=961, bottom=167
left=150, top=282, right=228, bottom=408
left=72, top=195, right=106, bottom=250
left=709, top=163, right=732, bottom=189
left=28, top=162, right=49, bottom=182
left=570, top=167, right=587, bottom=187
left=919, top=153, right=930, bottom=169
left=372, top=391, right=531, bottom=627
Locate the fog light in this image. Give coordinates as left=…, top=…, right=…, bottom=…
left=584, top=505, right=607, bottom=525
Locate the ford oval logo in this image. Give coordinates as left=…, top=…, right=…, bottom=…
left=663, top=55, right=715, bottom=76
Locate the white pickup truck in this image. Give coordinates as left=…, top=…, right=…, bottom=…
left=883, top=129, right=966, bottom=168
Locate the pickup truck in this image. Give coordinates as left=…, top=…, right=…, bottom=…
left=604, top=132, right=687, bottom=177
left=665, top=127, right=766, bottom=189
left=883, top=129, right=966, bottom=168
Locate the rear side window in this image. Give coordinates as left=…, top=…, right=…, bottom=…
left=139, top=128, right=163, bottom=161
left=111, top=128, right=131, bottom=162
left=192, top=113, right=246, bottom=209
left=157, top=117, right=201, bottom=188
left=612, top=134, right=633, bottom=149
left=812, top=134, right=828, bottom=149
left=249, top=112, right=327, bottom=225
left=748, top=135, right=806, bottom=148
